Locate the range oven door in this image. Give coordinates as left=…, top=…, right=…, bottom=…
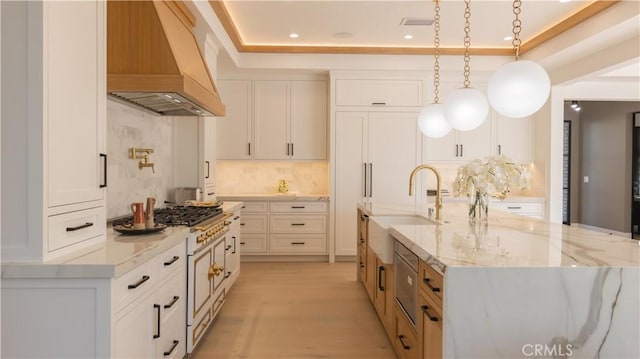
left=395, top=252, right=418, bottom=326
left=187, top=235, right=227, bottom=352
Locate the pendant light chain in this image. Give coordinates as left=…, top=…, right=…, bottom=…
left=512, top=0, right=522, bottom=60
left=433, top=0, right=441, bottom=104
left=462, top=0, right=471, bottom=88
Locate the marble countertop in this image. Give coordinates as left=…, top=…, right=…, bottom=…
left=218, top=194, right=329, bottom=201
left=2, top=202, right=244, bottom=280
left=359, top=202, right=640, bottom=271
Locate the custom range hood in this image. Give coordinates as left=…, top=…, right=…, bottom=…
left=107, top=0, right=225, bottom=116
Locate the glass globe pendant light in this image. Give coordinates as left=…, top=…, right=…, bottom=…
left=418, top=0, right=451, bottom=138
left=487, top=0, right=550, bottom=118
left=444, top=0, right=489, bottom=131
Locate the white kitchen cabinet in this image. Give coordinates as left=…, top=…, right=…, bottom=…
left=114, top=241, right=187, bottom=359
left=174, top=117, right=218, bottom=201
left=225, top=209, right=242, bottom=288
left=494, top=112, right=534, bottom=162
left=1, top=0, right=107, bottom=261
left=423, top=81, right=492, bottom=162
left=2, top=239, right=187, bottom=359
left=490, top=199, right=544, bottom=219
left=254, top=80, right=290, bottom=159
left=217, top=79, right=327, bottom=160
left=221, top=198, right=329, bottom=256
left=200, top=117, right=217, bottom=201
left=334, top=112, right=421, bottom=256
left=217, top=80, right=253, bottom=159
left=335, top=79, right=423, bottom=107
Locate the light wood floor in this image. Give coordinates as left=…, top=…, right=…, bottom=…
left=191, top=262, right=397, bottom=359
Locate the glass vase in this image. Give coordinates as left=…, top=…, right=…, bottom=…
left=468, top=191, right=489, bottom=224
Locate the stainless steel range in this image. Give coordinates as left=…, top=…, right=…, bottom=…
left=113, top=205, right=233, bottom=353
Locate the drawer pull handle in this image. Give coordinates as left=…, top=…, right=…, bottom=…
left=360, top=262, right=365, bottom=268
left=164, top=296, right=180, bottom=309
left=421, top=305, right=439, bottom=322
left=153, top=304, right=161, bottom=339
left=164, top=256, right=179, bottom=266
left=291, top=223, right=305, bottom=226
left=66, top=222, right=93, bottom=232
left=234, top=216, right=240, bottom=220
left=378, top=266, right=385, bottom=291
left=372, top=102, right=386, bottom=106
left=225, top=272, right=231, bottom=278
left=423, top=277, right=441, bottom=292
left=507, top=206, right=522, bottom=209
left=291, top=241, right=305, bottom=245
left=100, top=153, right=107, bottom=188
left=208, top=192, right=215, bottom=196
left=240, top=242, right=246, bottom=245
left=163, top=340, right=179, bottom=356
left=240, top=223, right=246, bottom=226
left=225, top=245, right=232, bottom=251
left=128, top=275, right=150, bottom=289
left=398, top=335, right=411, bottom=350
left=291, top=206, right=306, bottom=209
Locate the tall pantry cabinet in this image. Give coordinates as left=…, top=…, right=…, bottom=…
left=1, top=0, right=107, bottom=261
left=332, top=73, right=425, bottom=258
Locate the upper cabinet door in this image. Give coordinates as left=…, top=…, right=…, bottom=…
left=494, top=111, right=533, bottom=162
left=253, top=80, right=290, bottom=160
left=47, top=1, right=105, bottom=207
left=217, top=80, right=252, bottom=160
left=290, top=80, right=328, bottom=160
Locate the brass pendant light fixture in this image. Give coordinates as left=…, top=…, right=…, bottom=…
left=487, top=0, right=551, bottom=118
left=418, top=0, right=452, bottom=139
left=444, top=0, right=489, bottom=131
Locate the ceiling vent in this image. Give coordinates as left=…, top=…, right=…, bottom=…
left=400, top=17, right=434, bottom=26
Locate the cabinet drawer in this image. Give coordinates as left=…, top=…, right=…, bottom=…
left=490, top=201, right=543, bottom=214
left=113, top=260, right=156, bottom=313
left=335, top=79, right=423, bottom=107
left=239, top=234, right=268, bottom=253
left=158, top=269, right=185, bottom=325
left=155, top=240, right=186, bottom=280
left=191, top=305, right=212, bottom=350
left=239, top=214, right=268, bottom=233
left=269, top=234, right=327, bottom=254
left=418, top=260, right=443, bottom=303
left=241, top=201, right=269, bottom=213
left=270, top=214, right=327, bottom=233
left=211, top=288, right=226, bottom=317
left=269, top=201, right=327, bottom=213
left=48, top=206, right=105, bottom=252
left=394, top=302, right=420, bottom=359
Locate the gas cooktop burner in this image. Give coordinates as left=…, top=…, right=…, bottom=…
left=113, top=206, right=223, bottom=228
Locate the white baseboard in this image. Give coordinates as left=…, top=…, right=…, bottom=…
left=572, top=223, right=632, bottom=238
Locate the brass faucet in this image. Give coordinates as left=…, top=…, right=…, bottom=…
left=129, top=148, right=155, bottom=173
left=409, top=164, right=443, bottom=221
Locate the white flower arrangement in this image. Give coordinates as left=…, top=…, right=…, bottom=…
left=452, top=154, right=531, bottom=200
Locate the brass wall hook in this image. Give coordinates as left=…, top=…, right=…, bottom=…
left=129, top=148, right=155, bottom=173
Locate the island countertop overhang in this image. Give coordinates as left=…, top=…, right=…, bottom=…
left=358, top=202, right=640, bottom=270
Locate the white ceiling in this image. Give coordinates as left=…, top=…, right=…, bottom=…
left=222, top=0, right=590, bottom=49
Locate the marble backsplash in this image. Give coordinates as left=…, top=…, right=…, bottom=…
left=216, top=161, right=329, bottom=195
left=106, top=100, right=175, bottom=219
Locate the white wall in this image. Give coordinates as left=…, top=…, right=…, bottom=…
left=106, top=100, right=176, bottom=219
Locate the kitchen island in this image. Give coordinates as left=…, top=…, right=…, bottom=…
left=359, top=202, right=640, bottom=358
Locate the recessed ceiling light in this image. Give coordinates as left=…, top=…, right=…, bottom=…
left=559, top=0, right=572, bottom=3
left=404, top=35, right=413, bottom=40
left=289, top=33, right=299, bottom=39
left=504, top=36, right=513, bottom=41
